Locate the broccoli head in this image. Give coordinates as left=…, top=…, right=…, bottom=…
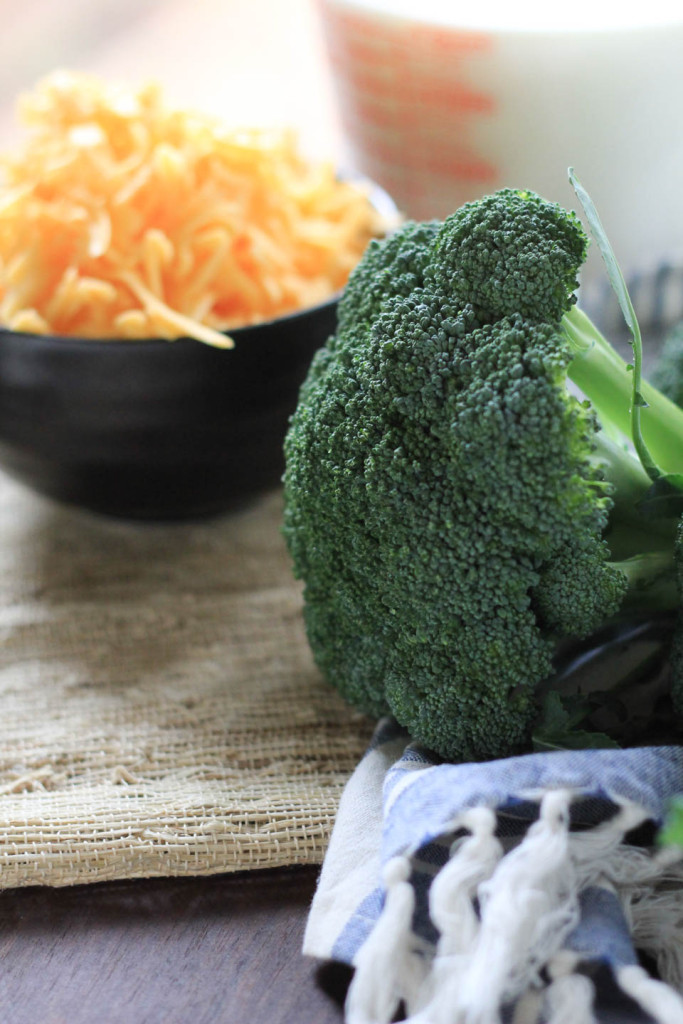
left=427, top=188, right=587, bottom=323
left=283, top=189, right=683, bottom=761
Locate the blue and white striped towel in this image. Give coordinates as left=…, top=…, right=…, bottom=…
left=305, top=719, right=683, bottom=1024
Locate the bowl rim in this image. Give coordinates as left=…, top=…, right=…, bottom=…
left=0, top=290, right=342, bottom=350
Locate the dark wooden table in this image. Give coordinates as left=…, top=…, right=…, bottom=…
left=0, top=866, right=348, bottom=1024
left=0, top=864, right=657, bottom=1024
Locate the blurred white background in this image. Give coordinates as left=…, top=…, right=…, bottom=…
left=0, top=0, right=345, bottom=159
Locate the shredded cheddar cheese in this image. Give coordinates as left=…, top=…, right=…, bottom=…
left=0, top=71, right=388, bottom=347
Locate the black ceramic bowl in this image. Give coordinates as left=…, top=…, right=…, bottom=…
left=0, top=298, right=340, bottom=520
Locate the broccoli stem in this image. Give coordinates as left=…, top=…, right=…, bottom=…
left=563, top=305, right=683, bottom=477
left=591, top=430, right=650, bottom=503
left=590, top=432, right=676, bottom=546
left=613, top=551, right=679, bottom=612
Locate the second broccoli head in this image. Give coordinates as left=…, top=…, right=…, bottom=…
left=283, top=188, right=683, bottom=761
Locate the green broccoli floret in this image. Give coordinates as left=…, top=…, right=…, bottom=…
left=337, top=219, right=441, bottom=332
left=426, top=188, right=587, bottom=323
left=283, top=186, right=683, bottom=761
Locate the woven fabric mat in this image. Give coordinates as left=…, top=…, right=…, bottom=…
left=0, top=473, right=373, bottom=889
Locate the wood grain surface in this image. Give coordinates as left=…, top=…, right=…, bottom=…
left=0, top=864, right=656, bottom=1024
left=0, top=866, right=348, bottom=1024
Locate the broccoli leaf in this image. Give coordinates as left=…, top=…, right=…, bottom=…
left=636, top=475, right=683, bottom=519
left=659, top=797, right=683, bottom=847
left=532, top=691, right=619, bottom=752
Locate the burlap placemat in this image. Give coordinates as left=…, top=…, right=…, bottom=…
left=0, top=473, right=373, bottom=889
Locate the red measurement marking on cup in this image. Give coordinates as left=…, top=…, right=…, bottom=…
left=415, top=81, right=495, bottom=116
left=319, top=1, right=501, bottom=189
left=348, top=80, right=495, bottom=122
left=354, top=132, right=498, bottom=184
left=426, top=154, right=498, bottom=183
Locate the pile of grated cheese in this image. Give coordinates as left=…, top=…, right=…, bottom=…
left=0, top=71, right=387, bottom=347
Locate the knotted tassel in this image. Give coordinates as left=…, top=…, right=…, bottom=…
left=569, top=800, right=651, bottom=891
left=408, top=807, right=502, bottom=1021
left=617, top=963, right=683, bottom=1024
left=569, top=876, right=683, bottom=1024
left=544, top=952, right=597, bottom=1024
left=345, top=855, right=418, bottom=1024
left=575, top=832, right=683, bottom=999
left=509, top=987, right=544, bottom=1024
left=448, top=789, right=579, bottom=1024
left=629, top=886, right=683, bottom=990
left=429, top=807, right=502, bottom=954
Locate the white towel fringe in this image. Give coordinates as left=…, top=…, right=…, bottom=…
left=628, top=889, right=683, bottom=989
left=581, top=827, right=683, bottom=893
left=509, top=986, right=544, bottom=1024
left=616, top=856, right=683, bottom=992
left=617, top=964, right=683, bottom=1024
left=429, top=807, right=502, bottom=953
left=345, top=855, right=419, bottom=1024
left=343, top=793, right=683, bottom=1024
left=543, top=972, right=596, bottom=1024
left=543, top=953, right=597, bottom=1024
left=445, top=789, right=578, bottom=1024
left=568, top=800, right=649, bottom=887
left=569, top=802, right=683, bottom=1002
left=407, top=807, right=502, bottom=1020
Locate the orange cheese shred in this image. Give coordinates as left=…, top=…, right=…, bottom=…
left=0, top=71, right=389, bottom=346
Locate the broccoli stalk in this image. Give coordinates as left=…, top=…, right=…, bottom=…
left=561, top=172, right=683, bottom=610
left=283, top=180, right=683, bottom=761
left=564, top=304, right=683, bottom=476
left=562, top=306, right=683, bottom=578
